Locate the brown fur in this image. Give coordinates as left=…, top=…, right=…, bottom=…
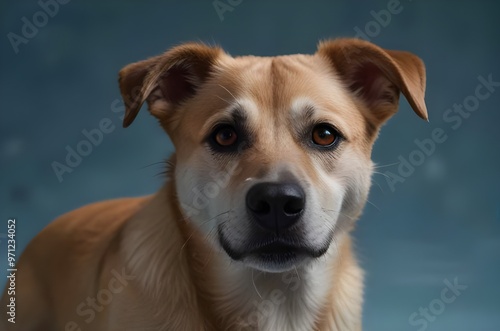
left=1, top=38, right=426, bottom=331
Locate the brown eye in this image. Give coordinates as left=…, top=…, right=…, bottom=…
left=214, top=126, right=238, bottom=147
left=312, top=124, right=336, bottom=146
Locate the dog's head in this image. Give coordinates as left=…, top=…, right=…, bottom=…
left=119, top=39, right=427, bottom=273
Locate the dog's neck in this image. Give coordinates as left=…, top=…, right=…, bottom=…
left=120, top=181, right=363, bottom=331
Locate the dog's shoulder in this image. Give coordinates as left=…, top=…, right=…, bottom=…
left=20, top=197, right=150, bottom=271
left=45, top=197, right=149, bottom=240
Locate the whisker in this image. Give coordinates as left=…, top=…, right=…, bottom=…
left=204, top=210, right=232, bottom=224
left=319, top=212, right=351, bottom=236
left=201, top=227, right=219, bottom=269
left=179, top=210, right=231, bottom=253
left=252, top=269, right=263, bottom=299
left=293, top=265, right=301, bottom=281
left=366, top=199, right=381, bottom=212
left=137, top=160, right=168, bottom=170
left=180, top=232, right=195, bottom=252
left=215, top=94, right=233, bottom=104
left=319, top=214, right=336, bottom=231
left=371, top=178, right=385, bottom=193
left=372, top=171, right=391, bottom=179
left=373, top=162, right=399, bottom=169
left=330, top=230, right=342, bottom=265
left=218, top=84, right=237, bottom=101
left=154, top=170, right=169, bottom=178
left=321, top=208, right=357, bottom=221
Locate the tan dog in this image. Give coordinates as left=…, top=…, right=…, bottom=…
left=1, top=38, right=427, bottom=331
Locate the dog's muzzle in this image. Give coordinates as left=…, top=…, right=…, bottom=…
left=218, top=181, right=333, bottom=272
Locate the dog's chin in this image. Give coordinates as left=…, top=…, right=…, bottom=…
left=218, top=232, right=332, bottom=273
left=241, top=245, right=311, bottom=273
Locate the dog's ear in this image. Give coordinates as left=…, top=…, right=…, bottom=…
left=317, top=38, right=427, bottom=128
left=119, top=43, right=223, bottom=127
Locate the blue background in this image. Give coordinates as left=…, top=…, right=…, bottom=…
left=1, top=1, right=499, bottom=330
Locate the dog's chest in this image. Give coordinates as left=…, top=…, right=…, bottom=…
left=212, top=264, right=334, bottom=331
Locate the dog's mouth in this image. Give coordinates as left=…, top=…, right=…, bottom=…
left=221, top=238, right=308, bottom=271
left=218, top=228, right=332, bottom=272
left=251, top=242, right=306, bottom=263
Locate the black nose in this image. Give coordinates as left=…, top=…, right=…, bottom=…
left=246, top=182, right=305, bottom=233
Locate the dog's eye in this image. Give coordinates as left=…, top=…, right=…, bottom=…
left=213, top=125, right=238, bottom=147
left=312, top=124, right=337, bottom=147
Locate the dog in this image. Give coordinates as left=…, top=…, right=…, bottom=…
left=1, top=38, right=427, bottom=331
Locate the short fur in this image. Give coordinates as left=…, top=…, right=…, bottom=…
left=1, top=38, right=427, bottom=331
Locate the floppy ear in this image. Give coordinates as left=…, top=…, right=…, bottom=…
left=118, top=43, right=223, bottom=127
left=317, top=38, right=427, bottom=128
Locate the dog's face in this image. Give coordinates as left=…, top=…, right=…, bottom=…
left=119, top=39, right=427, bottom=272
